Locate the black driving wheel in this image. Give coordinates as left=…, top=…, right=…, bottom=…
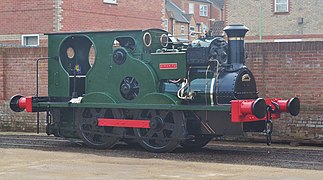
left=180, top=135, right=212, bottom=149
left=76, top=108, right=120, bottom=149
left=134, top=110, right=185, bottom=153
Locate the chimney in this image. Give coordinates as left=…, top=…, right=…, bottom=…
left=223, top=24, right=249, bottom=68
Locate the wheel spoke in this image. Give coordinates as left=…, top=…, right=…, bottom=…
left=145, top=129, right=155, bottom=137
left=84, top=132, right=94, bottom=139
left=164, top=122, right=174, bottom=131
left=129, top=77, right=134, bottom=84
left=159, top=111, right=169, bottom=120
left=155, top=131, right=165, bottom=138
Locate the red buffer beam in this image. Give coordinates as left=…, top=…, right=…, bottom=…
left=231, top=97, right=300, bottom=123
left=231, top=98, right=267, bottom=123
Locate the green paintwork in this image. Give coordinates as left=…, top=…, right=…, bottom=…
left=46, top=29, right=173, bottom=104
left=138, top=93, right=179, bottom=105
left=81, top=92, right=116, bottom=104
left=42, top=29, right=230, bottom=112
left=87, top=46, right=158, bottom=103
left=48, top=35, right=70, bottom=96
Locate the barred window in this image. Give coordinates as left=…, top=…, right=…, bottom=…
left=199, top=5, right=208, bottom=17
left=275, top=0, right=289, bottom=12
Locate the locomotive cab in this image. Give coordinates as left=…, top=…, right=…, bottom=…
left=58, top=35, right=94, bottom=97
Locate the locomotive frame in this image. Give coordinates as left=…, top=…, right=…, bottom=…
left=10, top=25, right=300, bottom=152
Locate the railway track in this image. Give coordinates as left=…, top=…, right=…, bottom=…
left=0, top=134, right=322, bottom=170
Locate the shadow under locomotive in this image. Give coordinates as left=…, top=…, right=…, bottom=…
left=10, top=24, right=300, bottom=153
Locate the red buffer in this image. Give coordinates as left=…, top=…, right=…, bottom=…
left=231, top=97, right=300, bottom=122
left=10, top=95, right=33, bottom=112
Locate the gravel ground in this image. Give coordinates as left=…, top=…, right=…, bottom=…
left=0, top=132, right=322, bottom=179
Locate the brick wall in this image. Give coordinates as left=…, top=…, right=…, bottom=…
left=0, top=0, right=165, bottom=46
left=245, top=41, right=323, bottom=143
left=0, top=0, right=55, bottom=47
left=225, top=0, right=323, bottom=41
left=0, top=41, right=322, bottom=144
left=0, top=0, right=55, bottom=35
left=60, top=0, right=165, bottom=31
left=0, top=47, right=48, bottom=131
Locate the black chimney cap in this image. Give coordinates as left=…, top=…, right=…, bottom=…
left=224, top=24, right=249, bottom=38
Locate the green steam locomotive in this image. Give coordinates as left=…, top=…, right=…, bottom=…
left=10, top=24, right=300, bottom=152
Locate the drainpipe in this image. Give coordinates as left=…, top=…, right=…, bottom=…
left=209, top=1, right=212, bottom=28
left=259, top=0, right=263, bottom=42
left=187, top=23, right=190, bottom=40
